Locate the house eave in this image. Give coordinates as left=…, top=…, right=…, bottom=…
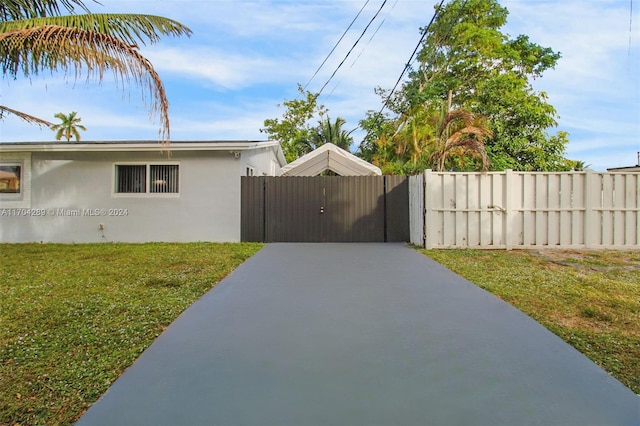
left=0, top=140, right=282, bottom=153
left=606, top=165, right=640, bottom=172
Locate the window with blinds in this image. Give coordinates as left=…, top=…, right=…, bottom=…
left=115, top=164, right=179, bottom=195
left=150, top=165, right=179, bottom=193
left=116, top=165, right=146, bottom=193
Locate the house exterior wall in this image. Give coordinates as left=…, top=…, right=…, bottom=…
left=242, top=146, right=280, bottom=176
left=0, top=149, right=259, bottom=243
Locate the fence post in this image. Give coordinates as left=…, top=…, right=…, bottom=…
left=584, top=170, right=599, bottom=248
left=424, top=169, right=434, bottom=249
left=409, top=175, right=425, bottom=247
left=420, top=174, right=426, bottom=248
left=504, top=169, right=514, bottom=250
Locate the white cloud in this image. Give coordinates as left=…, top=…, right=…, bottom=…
left=145, top=47, right=295, bottom=90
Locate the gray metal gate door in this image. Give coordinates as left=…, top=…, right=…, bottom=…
left=241, top=176, right=408, bottom=243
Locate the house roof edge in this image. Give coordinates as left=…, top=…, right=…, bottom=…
left=0, top=140, right=280, bottom=153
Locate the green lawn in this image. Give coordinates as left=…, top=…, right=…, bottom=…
left=0, top=243, right=263, bottom=426
left=419, top=248, right=640, bottom=395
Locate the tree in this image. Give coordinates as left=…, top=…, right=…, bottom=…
left=0, top=0, right=192, bottom=143
left=309, top=116, right=354, bottom=152
left=360, top=102, right=491, bottom=174
left=261, top=84, right=327, bottom=162
left=365, top=0, right=573, bottom=172
left=358, top=109, right=390, bottom=163
left=51, top=111, right=86, bottom=141
left=428, top=107, right=491, bottom=171
left=384, top=104, right=436, bottom=174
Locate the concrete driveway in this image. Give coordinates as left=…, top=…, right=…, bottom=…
left=78, top=243, right=639, bottom=425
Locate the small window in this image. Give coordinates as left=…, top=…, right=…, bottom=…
left=150, top=164, right=179, bottom=193
left=246, top=166, right=254, bottom=177
left=116, top=165, right=146, bottom=193
left=0, top=164, right=21, bottom=193
left=115, top=163, right=179, bottom=195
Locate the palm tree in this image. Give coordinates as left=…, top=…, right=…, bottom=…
left=310, top=116, right=354, bottom=151
left=428, top=107, right=492, bottom=172
left=389, top=105, right=435, bottom=171
left=0, top=0, right=191, bottom=143
left=51, top=111, right=86, bottom=141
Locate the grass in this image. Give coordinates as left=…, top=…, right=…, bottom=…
left=418, top=248, right=640, bottom=395
left=0, top=242, right=263, bottom=426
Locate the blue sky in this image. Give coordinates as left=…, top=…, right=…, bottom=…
left=1, top=0, right=638, bottom=171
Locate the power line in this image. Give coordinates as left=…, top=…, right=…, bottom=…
left=629, top=0, right=634, bottom=61
left=377, top=0, right=446, bottom=116
left=303, top=0, right=371, bottom=91
left=323, top=0, right=399, bottom=100
left=317, top=0, right=388, bottom=96
left=323, top=18, right=386, bottom=99
left=349, top=0, right=399, bottom=72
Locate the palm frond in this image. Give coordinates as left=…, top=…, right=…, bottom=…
left=0, top=24, right=171, bottom=142
left=428, top=107, right=493, bottom=172
left=439, top=108, right=474, bottom=135
left=0, top=104, right=53, bottom=126
left=0, top=0, right=91, bottom=21
left=1, top=14, right=192, bottom=47
left=430, top=134, right=489, bottom=172
left=447, top=125, right=492, bottom=144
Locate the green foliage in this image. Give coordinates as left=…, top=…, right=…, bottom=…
left=419, top=248, right=640, bottom=395
left=364, top=0, right=573, bottom=173
left=309, top=116, right=354, bottom=152
left=360, top=102, right=490, bottom=174
left=262, top=86, right=355, bottom=162
left=261, top=84, right=326, bottom=162
left=357, top=109, right=393, bottom=163
left=51, top=111, right=86, bottom=141
left=0, top=242, right=262, bottom=425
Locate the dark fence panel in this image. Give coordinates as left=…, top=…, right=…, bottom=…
left=241, top=176, right=265, bottom=242
left=265, top=177, right=324, bottom=242
left=323, top=176, right=385, bottom=242
left=241, top=175, right=409, bottom=243
left=385, top=175, right=410, bottom=242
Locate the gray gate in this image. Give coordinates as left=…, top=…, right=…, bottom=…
left=241, top=176, right=409, bottom=243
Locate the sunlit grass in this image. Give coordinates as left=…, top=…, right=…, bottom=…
left=419, top=248, right=640, bottom=394
left=0, top=243, right=262, bottom=426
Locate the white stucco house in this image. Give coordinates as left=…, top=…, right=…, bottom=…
left=0, top=140, right=285, bottom=243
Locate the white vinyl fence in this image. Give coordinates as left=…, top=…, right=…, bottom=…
left=410, top=170, right=640, bottom=249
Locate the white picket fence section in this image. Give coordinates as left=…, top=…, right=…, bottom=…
left=410, top=170, right=640, bottom=249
